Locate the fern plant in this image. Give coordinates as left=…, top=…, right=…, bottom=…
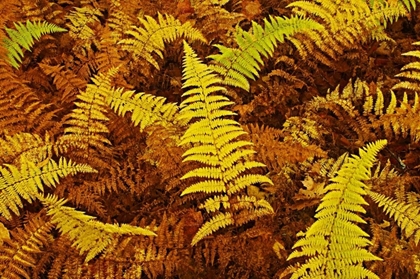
left=178, top=41, right=274, bottom=246
left=1, top=20, right=66, bottom=68
left=286, top=140, right=387, bottom=279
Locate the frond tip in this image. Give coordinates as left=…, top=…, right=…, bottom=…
left=287, top=140, right=387, bottom=279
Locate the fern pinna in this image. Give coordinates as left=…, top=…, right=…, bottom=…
left=178, top=41, right=274, bottom=246
left=286, top=140, right=387, bottom=279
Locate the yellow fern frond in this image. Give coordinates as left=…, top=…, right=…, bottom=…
left=287, top=140, right=387, bottom=279
left=208, top=15, right=322, bottom=91
left=0, top=157, right=96, bottom=220
left=179, top=42, right=273, bottom=245
left=65, top=6, right=102, bottom=41
left=393, top=41, right=420, bottom=92
left=59, top=68, right=119, bottom=152
left=287, top=0, right=405, bottom=68
left=106, top=87, right=184, bottom=133
left=40, top=194, right=156, bottom=263
left=368, top=191, right=420, bottom=245
left=0, top=132, right=61, bottom=165
left=119, top=12, right=207, bottom=70
left=191, top=212, right=234, bottom=246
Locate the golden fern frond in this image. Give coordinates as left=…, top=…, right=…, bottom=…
left=192, top=212, right=234, bottom=246
left=1, top=20, right=66, bottom=68
left=392, top=41, right=420, bottom=92
left=0, top=157, right=96, bottom=220
left=307, top=79, right=376, bottom=145
left=208, top=15, right=322, bottom=91
left=366, top=88, right=420, bottom=141
left=282, top=116, right=326, bottom=146
left=0, top=132, right=61, bottom=165
left=368, top=191, right=420, bottom=245
left=0, top=214, right=53, bottom=279
left=119, top=12, right=207, bottom=70
left=179, top=41, right=273, bottom=246
left=94, top=28, right=125, bottom=73
left=59, top=68, right=119, bottom=152
left=287, top=0, right=405, bottom=68
left=287, top=140, right=387, bottom=279
left=106, top=0, right=135, bottom=43
left=65, top=6, right=102, bottom=42
left=106, top=87, right=184, bottom=134
left=244, top=123, right=327, bottom=172
left=40, top=194, right=156, bottom=263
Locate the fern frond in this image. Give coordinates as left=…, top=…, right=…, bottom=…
left=392, top=41, right=420, bottom=92
left=208, top=15, right=322, bottom=91
left=0, top=132, right=60, bottom=165
left=287, top=140, right=387, bottom=279
left=106, top=87, right=184, bottom=133
left=1, top=20, right=66, bottom=68
left=59, top=68, right=119, bottom=152
left=40, top=194, right=156, bottom=263
left=287, top=0, right=405, bottom=69
left=179, top=42, right=273, bottom=245
left=0, top=157, right=96, bottom=220
left=191, top=212, right=234, bottom=246
left=65, top=6, right=102, bottom=42
left=0, top=214, right=53, bottom=279
left=119, top=12, right=207, bottom=70
left=368, top=191, right=420, bottom=245
left=39, top=63, right=87, bottom=104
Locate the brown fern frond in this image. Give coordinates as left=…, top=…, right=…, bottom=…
left=0, top=214, right=53, bottom=279
left=39, top=63, right=87, bottom=104
left=191, top=0, right=245, bottom=42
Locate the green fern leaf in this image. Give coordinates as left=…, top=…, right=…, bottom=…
left=2, top=20, right=66, bottom=68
